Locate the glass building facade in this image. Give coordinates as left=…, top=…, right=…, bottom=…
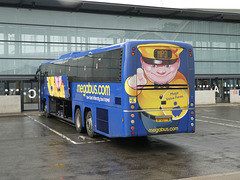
left=0, top=7, right=240, bottom=104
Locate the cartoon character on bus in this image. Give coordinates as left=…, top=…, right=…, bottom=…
left=125, top=43, right=189, bottom=134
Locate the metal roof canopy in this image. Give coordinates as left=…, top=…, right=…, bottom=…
left=0, top=0, right=240, bottom=23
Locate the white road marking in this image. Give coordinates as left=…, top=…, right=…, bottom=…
left=196, top=119, right=240, bottom=129
left=26, top=115, right=110, bottom=145
left=196, top=115, right=240, bottom=124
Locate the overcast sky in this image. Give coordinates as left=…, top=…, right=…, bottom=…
left=86, top=0, right=240, bottom=9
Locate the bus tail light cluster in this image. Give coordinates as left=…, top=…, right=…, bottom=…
left=189, top=49, right=193, bottom=57
left=130, top=113, right=135, bottom=136
left=190, top=103, right=195, bottom=132
left=131, top=47, right=135, bottom=56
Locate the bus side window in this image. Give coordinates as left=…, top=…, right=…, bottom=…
left=67, top=58, right=78, bottom=81
left=78, top=55, right=94, bottom=82
left=93, top=48, right=122, bottom=82
left=46, top=63, right=55, bottom=76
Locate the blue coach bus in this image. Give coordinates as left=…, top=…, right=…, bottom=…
left=39, top=40, right=195, bottom=138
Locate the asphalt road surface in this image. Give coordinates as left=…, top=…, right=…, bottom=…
left=0, top=104, right=240, bottom=180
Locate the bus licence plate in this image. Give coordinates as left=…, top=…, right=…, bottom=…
left=156, top=118, right=171, bottom=122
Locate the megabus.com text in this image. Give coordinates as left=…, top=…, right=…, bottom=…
left=77, top=83, right=110, bottom=96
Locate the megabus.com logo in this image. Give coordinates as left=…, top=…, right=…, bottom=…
left=77, top=83, right=110, bottom=96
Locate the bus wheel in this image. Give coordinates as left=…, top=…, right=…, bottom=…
left=44, top=102, right=50, bottom=118
left=75, top=108, right=83, bottom=133
left=86, top=111, right=96, bottom=138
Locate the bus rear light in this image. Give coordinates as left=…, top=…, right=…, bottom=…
left=131, top=120, right=135, bottom=124
left=191, top=123, right=194, bottom=127
left=132, top=47, right=136, bottom=51
left=191, top=117, right=194, bottom=121
left=190, top=103, right=194, bottom=107
left=131, top=132, right=135, bottom=136
left=190, top=111, right=194, bottom=115
left=131, top=105, right=135, bottom=109
left=131, top=52, right=135, bottom=56
left=189, top=54, right=192, bottom=57
left=131, top=126, right=135, bottom=131
left=130, top=113, right=135, bottom=118
left=192, top=128, right=194, bottom=132
left=189, top=49, right=192, bottom=52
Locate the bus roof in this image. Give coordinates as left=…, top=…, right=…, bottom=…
left=40, top=40, right=192, bottom=66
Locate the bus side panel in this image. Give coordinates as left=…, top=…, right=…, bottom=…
left=101, top=107, right=123, bottom=137
left=71, top=82, right=123, bottom=137
left=72, top=101, right=123, bottom=138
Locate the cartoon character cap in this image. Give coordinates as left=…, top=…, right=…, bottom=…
left=137, top=43, right=183, bottom=65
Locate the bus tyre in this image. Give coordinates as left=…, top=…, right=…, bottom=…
left=75, top=108, right=83, bottom=133
left=44, top=103, right=50, bottom=118
left=86, top=111, right=96, bottom=138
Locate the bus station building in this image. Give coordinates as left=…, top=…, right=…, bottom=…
left=0, top=1, right=240, bottom=111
